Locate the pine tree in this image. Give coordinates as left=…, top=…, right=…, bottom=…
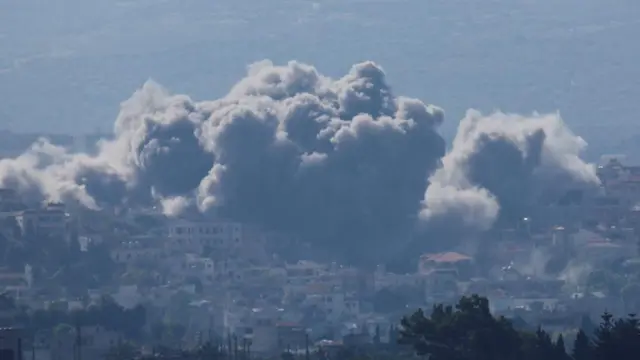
left=533, top=327, right=554, bottom=359
left=572, top=329, right=593, bottom=360
left=593, top=312, right=616, bottom=360
left=553, top=334, right=568, bottom=360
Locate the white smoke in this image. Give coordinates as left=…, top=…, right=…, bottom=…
left=421, top=109, right=600, bottom=231
left=0, top=60, right=601, bottom=261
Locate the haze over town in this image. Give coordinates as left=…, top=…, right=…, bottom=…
left=1, top=1, right=640, bottom=360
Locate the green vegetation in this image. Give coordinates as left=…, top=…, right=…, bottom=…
left=399, top=295, right=640, bottom=360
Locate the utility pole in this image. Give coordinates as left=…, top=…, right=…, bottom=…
left=31, top=332, right=35, bottom=360
left=233, top=334, right=238, bottom=360
left=74, top=319, right=82, bottom=360
left=305, top=331, right=310, bottom=360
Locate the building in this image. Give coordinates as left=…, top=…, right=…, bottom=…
left=284, top=261, right=327, bottom=296
left=0, top=266, right=32, bottom=300
left=14, top=203, right=69, bottom=239
left=423, top=268, right=459, bottom=301
left=373, top=266, right=422, bottom=291
left=248, top=307, right=282, bottom=355
left=170, top=254, right=216, bottom=283
left=110, top=236, right=164, bottom=266
left=166, top=219, right=247, bottom=254
left=276, top=323, right=307, bottom=352
left=419, top=252, right=473, bottom=278
left=0, top=328, right=23, bottom=360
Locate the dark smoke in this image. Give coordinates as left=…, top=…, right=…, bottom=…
left=0, top=61, right=599, bottom=263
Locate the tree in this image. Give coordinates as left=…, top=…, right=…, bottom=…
left=399, top=295, right=522, bottom=360
left=521, top=326, right=555, bottom=360
left=593, top=312, right=617, bottom=360
left=553, top=334, right=569, bottom=360
left=572, top=329, right=593, bottom=360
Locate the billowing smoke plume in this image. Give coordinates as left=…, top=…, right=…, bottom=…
left=0, top=60, right=600, bottom=262
left=421, top=110, right=600, bottom=231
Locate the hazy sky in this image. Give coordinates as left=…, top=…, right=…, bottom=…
left=1, top=0, right=639, bottom=155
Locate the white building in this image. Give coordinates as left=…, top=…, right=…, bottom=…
left=166, top=219, right=247, bottom=254
left=303, top=290, right=359, bottom=322
left=110, top=236, right=164, bottom=266
left=374, top=266, right=423, bottom=291
left=284, top=261, right=327, bottom=296
left=174, top=254, right=216, bottom=279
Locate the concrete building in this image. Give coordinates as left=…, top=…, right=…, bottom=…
left=166, top=219, right=248, bottom=254
left=248, top=307, right=282, bottom=355
left=110, top=236, right=164, bottom=266
left=15, top=203, right=69, bottom=239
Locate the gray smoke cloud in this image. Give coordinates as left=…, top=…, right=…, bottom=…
left=421, top=110, right=600, bottom=232
left=0, top=60, right=600, bottom=262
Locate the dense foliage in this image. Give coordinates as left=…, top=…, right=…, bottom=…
left=0, top=293, right=147, bottom=340
left=399, top=295, right=640, bottom=360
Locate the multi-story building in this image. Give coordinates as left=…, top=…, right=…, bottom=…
left=14, top=203, right=69, bottom=239
left=166, top=219, right=248, bottom=254
left=110, top=236, right=164, bottom=266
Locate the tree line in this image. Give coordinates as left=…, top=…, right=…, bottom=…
left=399, top=294, right=640, bottom=360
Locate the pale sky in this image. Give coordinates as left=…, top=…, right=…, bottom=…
left=1, top=0, right=639, bottom=156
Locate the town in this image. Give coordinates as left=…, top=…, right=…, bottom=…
left=1, top=155, right=640, bottom=359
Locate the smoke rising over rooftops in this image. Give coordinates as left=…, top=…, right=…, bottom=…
left=0, top=60, right=600, bottom=261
